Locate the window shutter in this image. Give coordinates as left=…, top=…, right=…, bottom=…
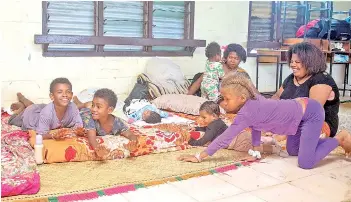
left=152, top=1, right=185, bottom=51
left=308, top=2, right=326, bottom=20
left=281, top=1, right=303, bottom=39
left=103, top=1, right=144, bottom=51
left=46, top=1, right=95, bottom=51
left=249, top=1, right=274, bottom=42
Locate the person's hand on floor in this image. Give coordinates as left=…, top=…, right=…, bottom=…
left=124, top=140, right=138, bottom=152
left=74, top=127, right=87, bottom=137
left=177, top=154, right=200, bottom=163
left=52, top=128, right=73, bottom=140
left=95, top=144, right=110, bottom=160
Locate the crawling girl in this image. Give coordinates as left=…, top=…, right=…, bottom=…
left=178, top=72, right=351, bottom=169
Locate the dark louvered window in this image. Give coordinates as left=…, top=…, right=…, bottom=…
left=36, top=1, right=205, bottom=57
left=247, top=1, right=328, bottom=55
left=247, top=1, right=278, bottom=54
left=103, top=1, right=144, bottom=51
left=46, top=1, right=95, bottom=51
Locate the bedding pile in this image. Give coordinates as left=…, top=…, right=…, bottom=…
left=1, top=113, right=40, bottom=197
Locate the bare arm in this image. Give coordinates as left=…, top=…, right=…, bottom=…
left=86, top=129, right=99, bottom=150
left=309, top=84, right=332, bottom=106
left=121, top=130, right=137, bottom=141
left=187, top=74, right=203, bottom=95
left=271, top=87, right=284, bottom=100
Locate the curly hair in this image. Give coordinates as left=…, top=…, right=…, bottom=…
left=144, top=111, right=162, bottom=124
left=50, top=77, right=72, bottom=93
left=94, top=88, right=118, bottom=108
left=223, top=43, right=247, bottom=63
left=287, top=42, right=327, bottom=75
left=205, top=42, right=221, bottom=59
left=200, top=101, right=220, bottom=116
left=221, top=72, right=256, bottom=100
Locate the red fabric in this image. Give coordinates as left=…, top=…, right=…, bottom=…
left=296, top=19, right=320, bottom=37
left=190, top=131, right=201, bottom=140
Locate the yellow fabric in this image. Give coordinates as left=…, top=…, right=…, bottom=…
left=29, top=130, right=130, bottom=164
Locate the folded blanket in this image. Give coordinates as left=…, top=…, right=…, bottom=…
left=1, top=115, right=40, bottom=197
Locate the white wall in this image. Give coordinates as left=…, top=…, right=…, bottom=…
left=1, top=1, right=350, bottom=108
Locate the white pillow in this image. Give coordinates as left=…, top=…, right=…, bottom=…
left=151, top=94, right=225, bottom=115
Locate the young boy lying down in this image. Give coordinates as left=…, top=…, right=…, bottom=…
left=74, top=88, right=138, bottom=159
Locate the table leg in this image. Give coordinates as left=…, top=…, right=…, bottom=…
left=275, top=56, right=279, bottom=92
left=256, top=55, right=259, bottom=91
left=279, top=63, right=283, bottom=87
left=344, top=63, right=349, bottom=97
left=329, top=53, right=333, bottom=76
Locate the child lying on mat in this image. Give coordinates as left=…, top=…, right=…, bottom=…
left=74, top=88, right=138, bottom=159
left=125, top=99, right=170, bottom=124
left=187, top=101, right=281, bottom=154
left=179, top=72, right=351, bottom=169
left=8, top=78, right=84, bottom=140
left=188, top=101, right=227, bottom=146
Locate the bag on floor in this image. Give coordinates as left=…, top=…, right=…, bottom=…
left=123, top=82, right=149, bottom=113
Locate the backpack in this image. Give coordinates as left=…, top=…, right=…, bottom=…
left=296, top=19, right=320, bottom=38
left=296, top=19, right=351, bottom=41
left=123, top=81, right=150, bottom=113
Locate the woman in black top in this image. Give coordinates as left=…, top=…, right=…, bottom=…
left=272, top=42, right=341, bottom=137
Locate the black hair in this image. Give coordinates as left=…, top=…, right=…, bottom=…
left=49, top=77, right=72, bottom=93
left=94, top=88, right=118, bottom=108
left=287, top=42, right=327, bottom=75
left=205, top=42, right=221, bottom=59
left=199, top=101, right=220, bottom=116
left=223, top=43, right=247, bottom=63
left=144, top=111, right=162, bottom=124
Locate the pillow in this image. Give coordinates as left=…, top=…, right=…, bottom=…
left=28, top=125, right=190, bottom=163
left=29, top=130, right=131, bottom=163
left=151, top=94, right=225, bottom=115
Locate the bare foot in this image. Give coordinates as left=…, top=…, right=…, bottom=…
left=84, top=101, right=92, bottom=109
left=336, top=130, right=351, bottom=156
left=73, top=96, right=90, bottom=110
left=73, top=96, right=84, bottom=109
left=10, top=102, right=25, bottom=115
left=17, top=93, right=34, bottom=107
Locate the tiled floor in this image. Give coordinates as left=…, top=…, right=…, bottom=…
left=83, top=155, right=351, bottom=202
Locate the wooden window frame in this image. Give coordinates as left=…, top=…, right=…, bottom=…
left=247, top=1, right=330, bottom=57
left=36, top=1, right=206, bottom=57
left=247, top=1, right=281, bottom=57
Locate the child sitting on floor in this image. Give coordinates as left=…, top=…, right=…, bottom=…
left=8, top=78, right=83, bottom=140
left=74, top=88, right=138, bottom=158
left=125, top=99, right=170, bottom=124
left=179, top=72, right=351, bottom=169
left=188, top=101, right=227, bottom=146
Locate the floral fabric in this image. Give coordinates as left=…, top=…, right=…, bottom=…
left=200, top=60, right=225, bottom=101
left=28, top=124, right=191, bottom=163
left=1, top=113, right=40, bottom=197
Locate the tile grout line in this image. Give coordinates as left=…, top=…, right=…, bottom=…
left=166, top=181, right=202, bottom=202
